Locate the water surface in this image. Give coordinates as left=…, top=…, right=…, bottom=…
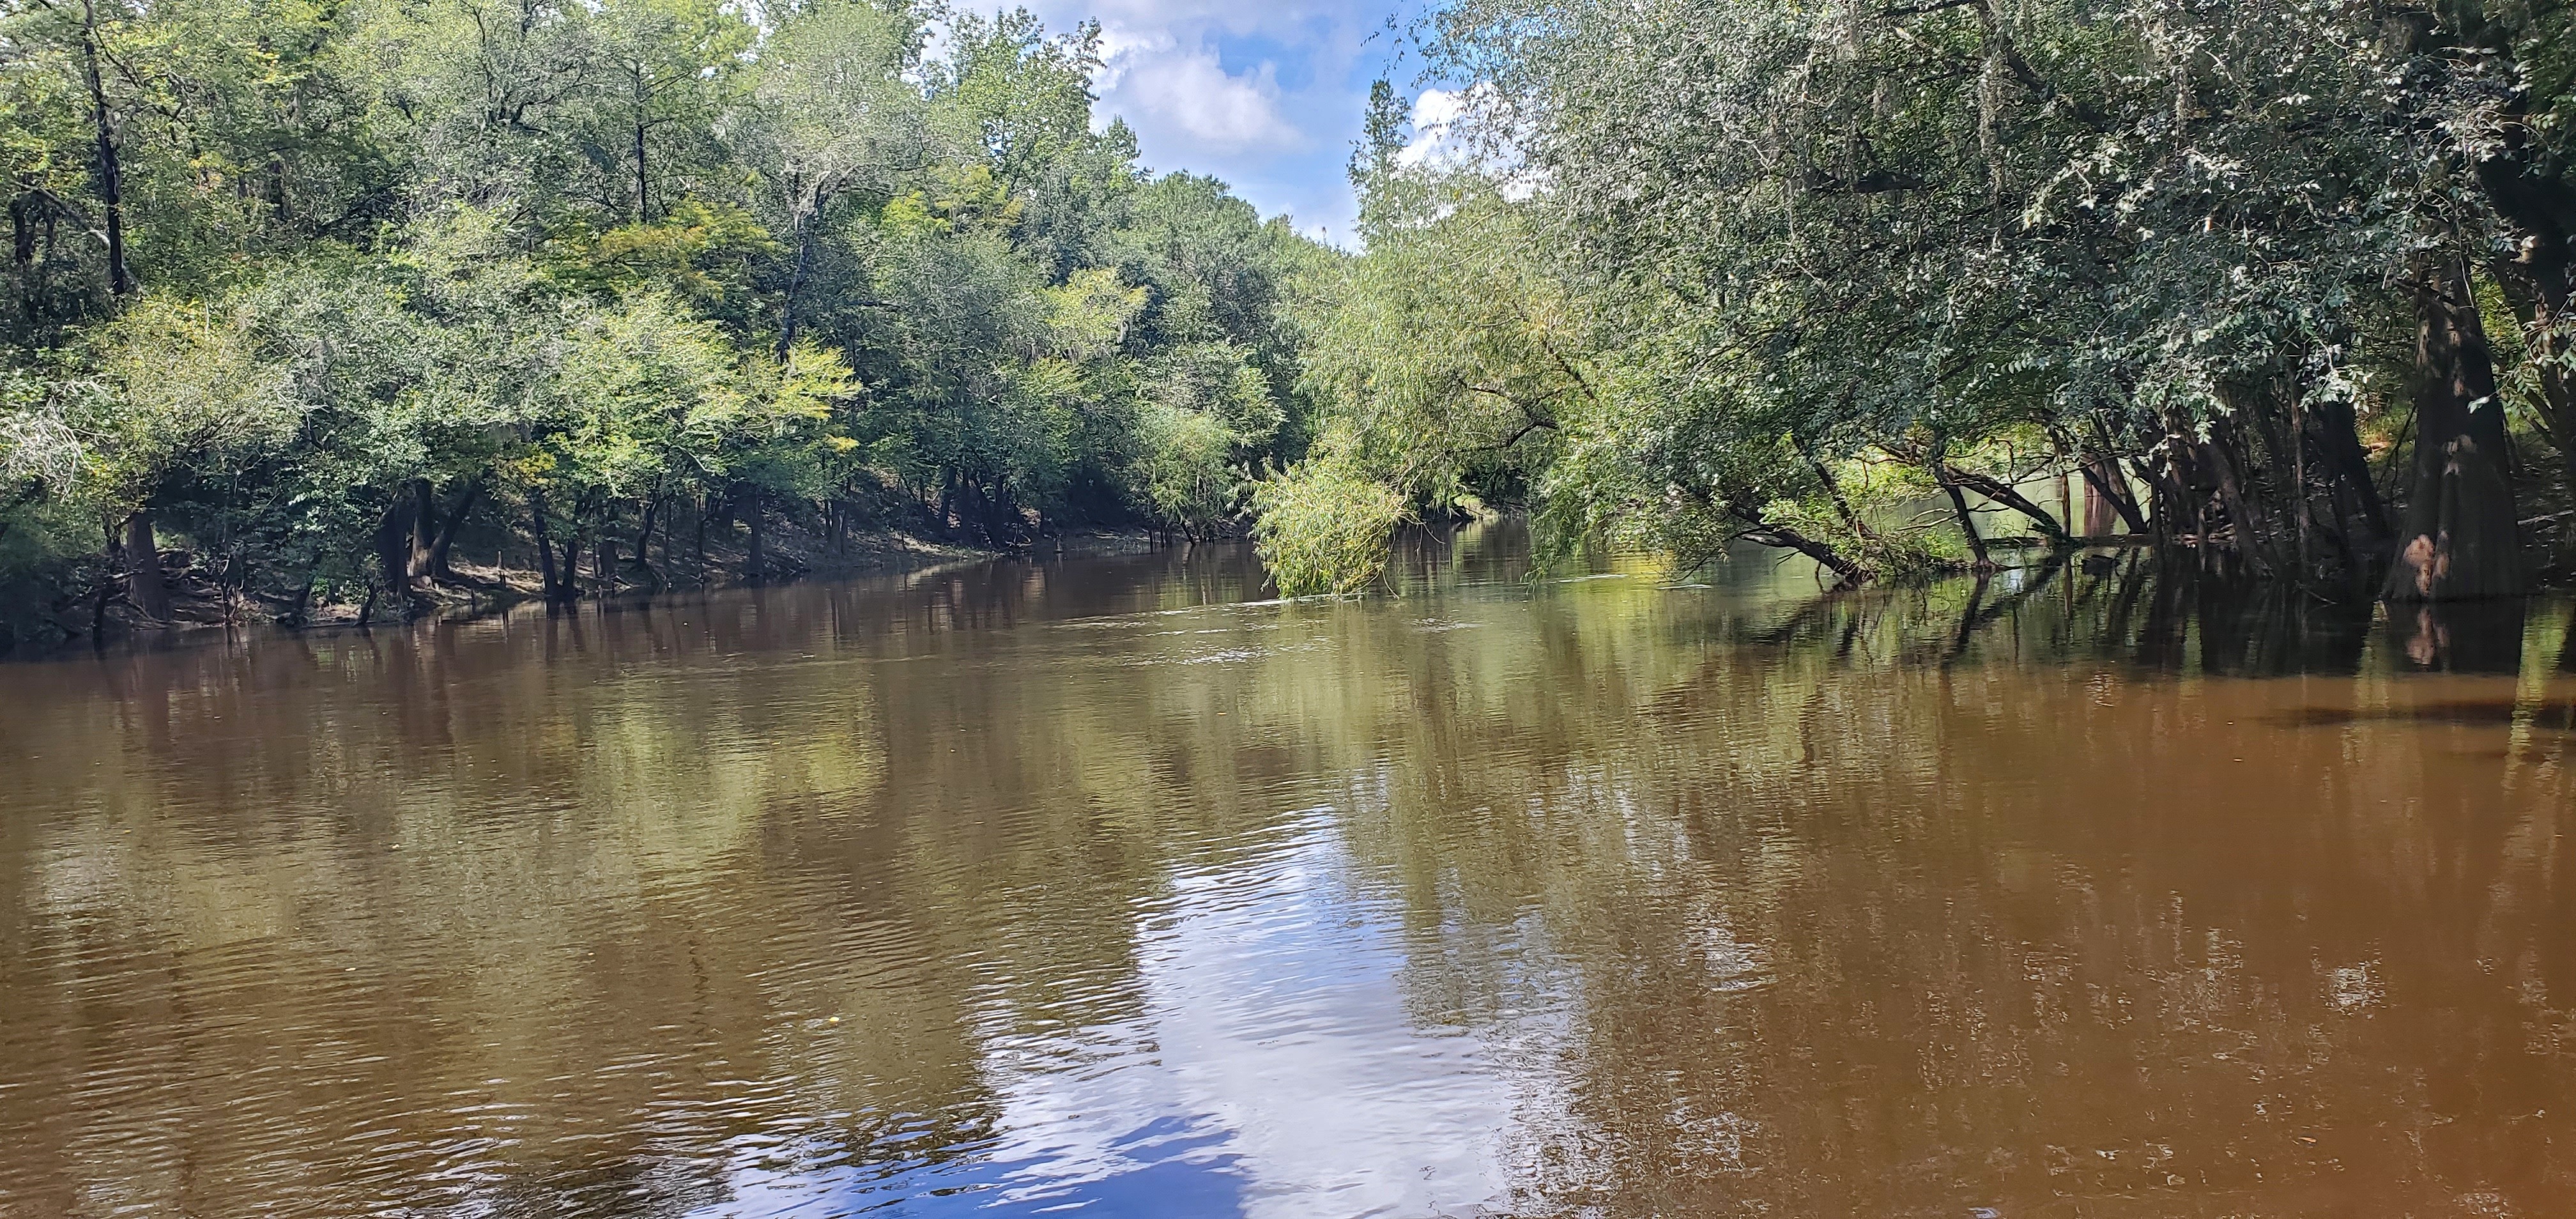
left=5, top=526, right=2576, bottom=1217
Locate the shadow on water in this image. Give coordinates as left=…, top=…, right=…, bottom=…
left=32, top=521, right=2561, bottom=685
left=2264, top=702, right=2576, bottom=732
left=1713, top=545, right=2564, bottom=680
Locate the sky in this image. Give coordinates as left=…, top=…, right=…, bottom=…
left=1012, top=0, right=1425, bottom=246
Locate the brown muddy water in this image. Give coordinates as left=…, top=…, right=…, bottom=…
left=4, top=523, right=2576, bottom=1218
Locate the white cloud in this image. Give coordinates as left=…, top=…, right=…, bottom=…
left=1069, top=0, right=1358, bottom=35
left=1097, top=31, right=1307, bottom=155
left=1395, top=88, right=1468, bottom=169
left=1394, top=86, right=1540, bottom=201
left=1012, top=0, right=1401, bottom=243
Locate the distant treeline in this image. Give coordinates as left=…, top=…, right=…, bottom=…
left=0, top=0, right=1324, bottom=644
left=1255, top=0, right=2576, bottom=602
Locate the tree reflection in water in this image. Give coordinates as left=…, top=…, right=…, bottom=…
left=2, top=521, right=2573, bottom=1217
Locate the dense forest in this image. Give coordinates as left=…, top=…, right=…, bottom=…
left=0, top=0, right=1322, bottom=645
left=1255, top=0, right=2576, bottom=604
left=3, top=0, right=2574, bottom=647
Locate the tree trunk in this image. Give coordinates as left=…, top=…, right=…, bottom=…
left=283, top=565, right=316, bottom=626
left=778, top=220, right=812, bottom=360
left=374, top=494, right=415, bottom=605
left=2144, top=436, right=2205, bottom=548
left=77, top=0, right=130, bottom=297
left=634, top=494, right=663, bottom=586
left=530, top=489, right=566, bottom=599
left=11, top=195, right=34, bottom=268
left=2081, top=457, right=2119, bottom=535
left=694, top=495, right=710, bottom=579
left=658, top=499, right=673, bottom=579
left=2196, top=433, right=2274, bottom=579
left=1940, top=464, right=2067, bottom=542
left=2304, top=399, right=2389, bottom=547
left=427, top=475, right=481, bottom=578
left=2292, top=395, right=2311, bottom=581
left=1726, top=503, right=1865, bottom=584
left=2385, top=260, right=2526, bottom=601
left=744, top=490, right=764, bottom=584
left=1796, top=436, right=1876, bottom=542
left=631, top=66, right=651, bottom=225
left=123, top=510, right=167, bottom=621
left=407, top=477, right=436, bottom=579
left=1933, top=463, right=1994, bottom=569
left=2082, top=455, right=2145, bottom=535
left=2085, top=417, right=2152, bottom=533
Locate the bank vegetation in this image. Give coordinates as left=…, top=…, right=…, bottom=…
left=0, top=0, right=1322, bottom=648
left=8, top=0, right=2576, bottom=650
left=1254, top=0, right=2576, bottom=606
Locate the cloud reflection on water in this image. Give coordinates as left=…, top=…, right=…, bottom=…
left=714, top=815, right=1518, bottom=1216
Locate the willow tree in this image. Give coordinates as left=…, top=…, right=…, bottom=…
left=1255, top=0, right=2555, bottom=598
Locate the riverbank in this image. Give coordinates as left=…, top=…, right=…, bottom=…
left=1, top=521, right=1163, bottom=657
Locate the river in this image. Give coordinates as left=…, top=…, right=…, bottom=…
left=3, top=523, right=2573, bottom=1216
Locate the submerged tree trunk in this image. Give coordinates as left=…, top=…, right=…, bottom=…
left=2385, top=260, right=2526, bottom=601
left=123, top=510, right=167, bottom=621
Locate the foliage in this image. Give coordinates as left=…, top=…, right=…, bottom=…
left=0, top=0, right=1328, bottom=641
left=1255, top=0, right=2576, bottom=599
left=1250, top=436, right=1407, bottom=596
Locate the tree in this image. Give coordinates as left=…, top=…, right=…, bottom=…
left=1250, top=0, right=2563, bottom=601
left=0, top=1, right=1329, bottom=643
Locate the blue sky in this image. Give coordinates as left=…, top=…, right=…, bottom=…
left=1014, top=0, right=1423, bottom=245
